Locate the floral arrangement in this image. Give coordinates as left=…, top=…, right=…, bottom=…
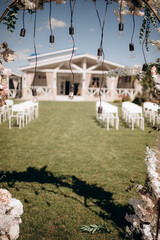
left=0, top=189, right=23, bottom=240
left=0, top=42, right=13, bottom=107
left=0, top=64, right=12, bottom=107
left=125, top=143, right=160, bottom=240
left=106, top=65, right=142, bottom=78
left=0, top=42, right=15, bottom=63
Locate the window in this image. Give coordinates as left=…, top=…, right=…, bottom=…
left=91, top=77, right=99, bottom=88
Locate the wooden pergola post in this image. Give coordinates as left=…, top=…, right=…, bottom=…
left=156, top=198, right=160, bottom=240
left=0, top=0, right=159, bottom=24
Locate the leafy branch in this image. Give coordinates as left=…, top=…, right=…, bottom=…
left=139, top=7, right=157, bottom=51
left=80, top=224, right=112, bottom=234
left=2, top=5, right=19, bottom=32
left=2, top=4, right=35, bottom=33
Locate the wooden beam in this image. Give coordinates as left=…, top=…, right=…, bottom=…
left=0, top=0, right=18, bottom=24
left=142, top=0, right=160, bottom=23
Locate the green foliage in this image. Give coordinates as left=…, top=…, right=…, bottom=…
left=3, top=5, right=19, bottom=32
left=80, top=224, right=111, bottom=234
left=125, top=225, right=142, bottom=239
left=140, top=61, right=160, bottom=100
left=2, top=5, right=35, bottom=33
left=132, top=94, right=146, bottom=106
left=122, top=95, right=131, bottom=102
left=139, top=7, right=157, bottom=51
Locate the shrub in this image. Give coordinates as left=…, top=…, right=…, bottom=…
left=132, top=94, right=146, bottom=106
left=122, top=95, right=131, bottom=102
left=113, top=99, right=122, bottom=103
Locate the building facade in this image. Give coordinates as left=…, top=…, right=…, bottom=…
left=18, top=48, right=140, bottom=101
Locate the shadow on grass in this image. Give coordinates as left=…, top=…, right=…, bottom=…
left=119, top=117, right=130, bottom=129
left=0, top=166, right=130, bottom=237
left=92, top=116, right=106, bottom=128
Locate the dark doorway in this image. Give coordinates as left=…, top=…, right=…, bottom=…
left=9, top=79, right=14, bottom=89
left=74, top=83, right=79, bottom=95
left=65, top=81, right=70, bottom=95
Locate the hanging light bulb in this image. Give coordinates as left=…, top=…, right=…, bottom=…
left=19, top=9, right=26, bottom=44
left=118, top=22, right=124, bottom=38
left=32, top=87, right=38, bottom=103
left=19, top=28, right=26, bottom=44
left=129, top=43, right=135, bottom=58
left=142, top=63, right=148, bottom=72
left=49, top=34, right=54, bottom=50
left=68, top=84, right=74, bottom=100
left=69, top=26, right=74, bottom=42
left=69, top=26, right=74, bottom=36
left=98, top=106, right=103, bottom=114
left=97, top=48, right=103, bottom=63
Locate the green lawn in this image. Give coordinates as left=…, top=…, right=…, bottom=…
left=0, top=101, right=158, bottom=240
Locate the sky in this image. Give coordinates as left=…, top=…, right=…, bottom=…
left=0, top=0, right=159, bottom=74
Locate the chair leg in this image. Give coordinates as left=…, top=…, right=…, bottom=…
left=9, top=116, right=12, bottom=129
left=132, top=118, right=134, bottom=130
left=107, top=118, right=109, bottom=131
left=19, top=117, right=21, bottom=129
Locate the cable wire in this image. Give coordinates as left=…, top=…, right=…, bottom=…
left=131, top=13, right=135, bottom=44
left=142, top=38, right=147, bottom=64
left=69, top=35, right=75, bottom=89
left=142, top=19, right=148, bottom=64
left=33, top=9, right=37, bottom=88
left=70, top=0, right=76, bottom=28
left=94, top=0, right=108, bottom=106
left=69, top=0, right=76, bottom=96
left=49, top=0, right=53, bottom=36
left=22, top=8, right=25, bottom=29
left=119, top=0, right=122, bottom=23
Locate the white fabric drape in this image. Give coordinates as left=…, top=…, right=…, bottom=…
left=106, top=76, right=118, bottom=89
left=114, top=76, right=119, bottom=89
left=27, top=73, right=34, bottom=87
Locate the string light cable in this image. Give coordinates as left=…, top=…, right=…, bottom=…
left=19, top=8, right=26, bottom=43
left=142, top=19, right=149, bottom=72
left=32, top=7, right=38, bottom=103
left=94, top=0, right=108, bottom=113
left=142, top=38, right=148, bottom=72
left=68, top=0, right=76, bottom=100
left=49, top=0, right=54, bottom=50
left=129, top=13, right=135, bottom=58
left=119, top=0, right=124, bottom=36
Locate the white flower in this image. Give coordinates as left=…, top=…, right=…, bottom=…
left=0, top=189, right=23, bottom=240
left=0, top=189, right=12, bottom=206
left=141, top=224, right=153, bottom=240
left=8, top=224, right=20, bottom=240
left=6, top=199, right=23, bottom=217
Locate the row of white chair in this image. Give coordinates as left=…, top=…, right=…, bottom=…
left=96, top=101, right=119, bottom=130
left=143, top=102, right=160, bottom=126
left=122, top=102, right=144, bottom=130
left=8, top=101, right=39, bottom=129
left=0, top=100, right=13, bottom=124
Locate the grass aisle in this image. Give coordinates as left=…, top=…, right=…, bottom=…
left=0, top=101, right=157, bottom=240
